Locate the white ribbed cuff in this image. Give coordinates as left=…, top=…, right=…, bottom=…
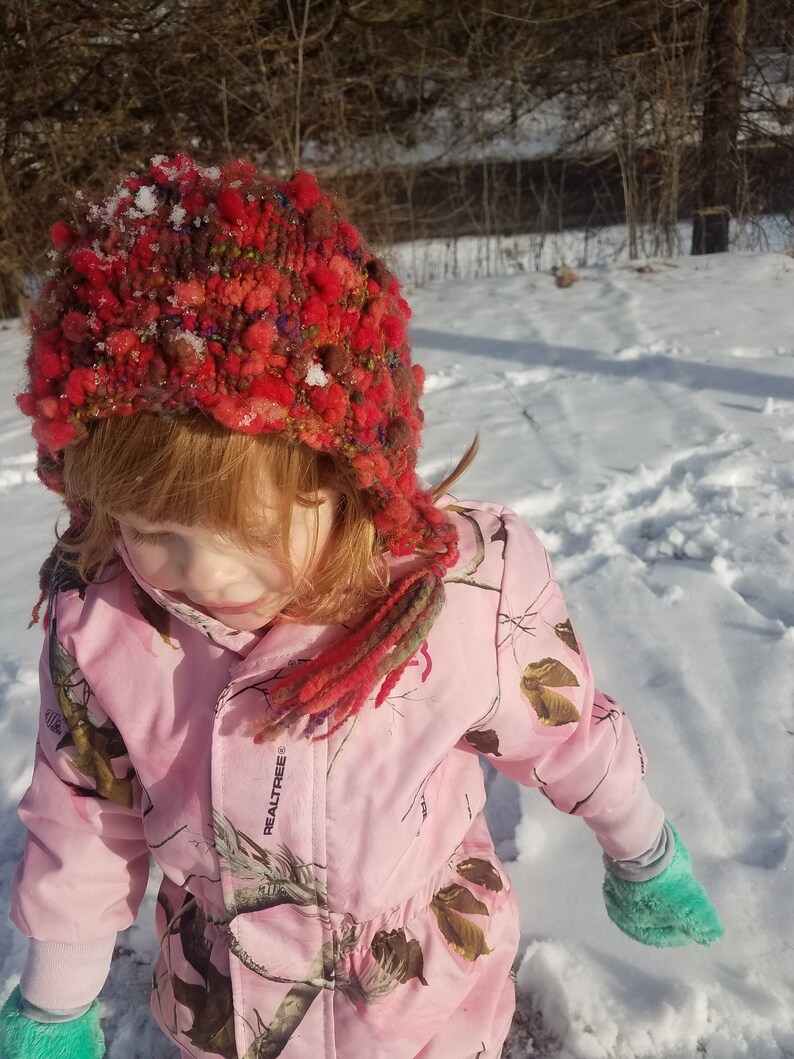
left=584, top=783, right=666, bottom=861
left=19, top=935, right=116, bottom=1011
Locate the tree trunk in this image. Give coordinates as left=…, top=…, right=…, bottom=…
left=0, top=267, right=24, bottom=320
left=692, top=0, right=749, bottom=255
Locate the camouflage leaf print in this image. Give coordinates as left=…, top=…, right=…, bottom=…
left=464, top=728, right=502, bottom=757
left=456, top=858, right=504, bottom=893
left=371, top=929, right=428, bottom=987
left=554, top=619, right=580, bottom=654
left=157, top=896, right=237, bottom=1058
left=433, top=884, right=489, bottom=917
left=213, top=813, right=327, bottom=918
left=333, top=922, right=427, bottom=1006
left=171, top=962, right=236, bottom=1059
left=430, top=884, right=491, bottom=962
left=48, top=619, right=135, bottom=808
left=520, top=657, right=581, bottom=727
left=178, top=898, right=213, bottom=980
left=131, top=581, right=175, bottom=646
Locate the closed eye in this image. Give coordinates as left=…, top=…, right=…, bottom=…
left=126, top=527, right=172, bottom=547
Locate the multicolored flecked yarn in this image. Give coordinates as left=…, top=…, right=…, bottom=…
left=18, top=153, right=459, bottom=737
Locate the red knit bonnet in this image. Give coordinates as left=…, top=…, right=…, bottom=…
left=18, top=153, right=459, bottom=738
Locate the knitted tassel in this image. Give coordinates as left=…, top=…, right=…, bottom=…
left=251, top=563, right=447, bottom=742
left=28, top=587, right=47, bottom=629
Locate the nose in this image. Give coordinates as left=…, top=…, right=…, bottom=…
left=177, top=542, right=240, bottom=598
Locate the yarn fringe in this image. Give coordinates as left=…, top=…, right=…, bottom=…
left=251, top=562, right=447, bottom=742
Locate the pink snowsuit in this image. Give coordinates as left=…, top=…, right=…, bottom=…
left=11, top=502, right=663, bottom=1058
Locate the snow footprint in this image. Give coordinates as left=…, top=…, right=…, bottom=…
left=738, top=827, right=790, bottom=871
left=555, top=433, right=750, bottom=576
left=422, top=367, right=465, bottom=393
left=734, top=804, right=790, bottom=871
left=730, top=574, right=794, bottom=630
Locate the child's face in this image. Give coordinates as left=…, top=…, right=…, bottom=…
left=115, top=491, right=336, bottom=632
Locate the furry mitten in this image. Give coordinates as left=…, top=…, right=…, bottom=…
left=603, top=824, right=724, bottom=947
left=0, top=987, right=104, bottom=1059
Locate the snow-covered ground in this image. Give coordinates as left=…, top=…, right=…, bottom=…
left=1, top=248, right=793, bottom=1057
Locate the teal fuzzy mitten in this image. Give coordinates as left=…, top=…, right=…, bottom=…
left=0, top=987, right=104, bottom=1059
left=603, top=825, right=724, bottom=947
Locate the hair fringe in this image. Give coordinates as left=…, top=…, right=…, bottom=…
left=59, top=412, right=389, bottom=625
left=55, top=415, right=478, bottom=630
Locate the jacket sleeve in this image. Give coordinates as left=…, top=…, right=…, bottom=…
left=10, top=588, right=151, bottom=1011
left=463, top=507, right=665, bottom=861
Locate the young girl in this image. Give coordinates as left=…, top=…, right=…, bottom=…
left=2, top=155, right=722, bottom=1059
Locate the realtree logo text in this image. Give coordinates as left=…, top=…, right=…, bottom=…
left=263, top=747, right=287, bottom=836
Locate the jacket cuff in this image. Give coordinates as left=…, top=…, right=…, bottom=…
left=17, top=996, right=93, bottom=1024
left=583, top=783, right=666, bottom=861
left=602, top=819, right=674, bottom=881
left=19, top=936, right=116, bottom=1011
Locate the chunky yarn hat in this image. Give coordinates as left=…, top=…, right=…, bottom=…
left=18, top=153, right=459, bottom=738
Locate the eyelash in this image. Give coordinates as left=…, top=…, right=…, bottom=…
left=124, top=527, right=279, bottom=551
left=127, top=528, right=171, bottom=547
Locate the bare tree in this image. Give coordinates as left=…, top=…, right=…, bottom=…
left=691, top=0, right=750, bottom=253
left=0, top=0, right=790, bottom=314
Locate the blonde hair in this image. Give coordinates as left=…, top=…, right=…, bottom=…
left=61, top=412, right=477, bottom=625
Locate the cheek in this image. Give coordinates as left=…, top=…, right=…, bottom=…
left=253, top=555, right=294, bottom=595
left=287, top=506, right=329, bottom=574
left=124, top=543, right=179, bottom=590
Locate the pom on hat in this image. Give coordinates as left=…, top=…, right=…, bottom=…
left=217, top=186, right=246, bottom=224
left=50, top=221, right=75, bottom=248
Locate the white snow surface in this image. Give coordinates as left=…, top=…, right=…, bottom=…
left=1, top=250, right=793, bottom=1058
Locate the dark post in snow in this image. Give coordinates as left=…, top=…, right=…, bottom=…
left=691, top=0, right=749, bottom=255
